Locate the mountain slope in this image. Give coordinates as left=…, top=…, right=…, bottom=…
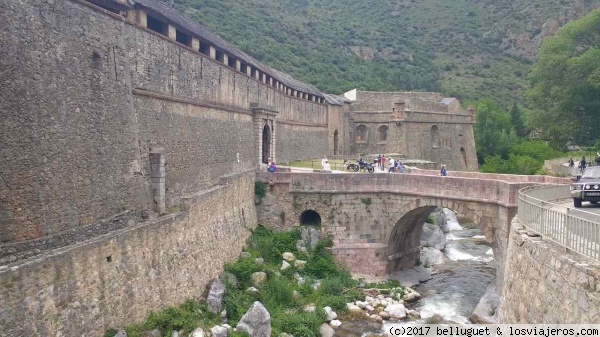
left=168, top=0, right=599, bottom=105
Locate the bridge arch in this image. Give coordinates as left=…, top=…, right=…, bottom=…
left=299, top=209, right=321, bottom=226
left=386, top=198, right=495, bottom=272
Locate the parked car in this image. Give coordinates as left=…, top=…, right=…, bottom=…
left=571, top=166, right=600, bottom=207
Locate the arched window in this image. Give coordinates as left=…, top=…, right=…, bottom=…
left=356, top=125, right=368, bottom=142
left=377, top=125, right=389, bottom=143
left=431, top=125, right=441, bottom=148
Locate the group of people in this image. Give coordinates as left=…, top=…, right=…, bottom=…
left=568, top=154, right=600, bottom=173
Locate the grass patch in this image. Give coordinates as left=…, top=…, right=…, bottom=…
left=107, top=225, right=366, bottom=337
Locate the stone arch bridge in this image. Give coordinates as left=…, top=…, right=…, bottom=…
left=256, top=171, right=569, bottom=288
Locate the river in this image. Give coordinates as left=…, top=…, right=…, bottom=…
left=337, top=214, right=496, bottom=336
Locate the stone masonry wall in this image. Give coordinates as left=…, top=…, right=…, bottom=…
left=499, top=218, right=600, bottom=323
left=0, top=0, right=328, bottom=242
left=0, top=171, right=257, bottom=336
left=255, top=172, right=522, bottom=282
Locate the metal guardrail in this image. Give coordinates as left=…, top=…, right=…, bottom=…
left=518, top=185, right=600, bottom=260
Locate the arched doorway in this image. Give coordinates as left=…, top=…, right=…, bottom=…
left=333, top=130, right=339, bottom=155
left=262, top=123, right=271, bottom=164
left=299, top=210, right=321, bottom=226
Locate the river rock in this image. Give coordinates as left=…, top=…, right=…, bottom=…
left=371, top=314, right=383, bottom=322
left=282, top=252, right=295, bottom=262
left=207, top=279, right=226, bottom=314
left=246, top=287, right=260, bottom=295
left=304, top=304, right=316, bottom=312
left=115, top=330, right=127, bottom=337
left=407, top=309, right=421, bottom=318
left=295, top=260, right=307, bottom=269
left=384, top=304, right=407, bottom=319
left=330, top=320, right=342, bottom=327
left=389, top=266, right=432, bottom=287
left=403, top=288, right=421, bottom=302
left=251, top=272, right=268, bottom=285
left=294, top=273, right=305, bottom=285
left=347, top=303, right=362, bottom=311
left=190, top=328, right=205, bottom=337
left=222, top=324, right=232, bottom=332
left=370, top=300, right=379, bottom=307
left=320, top=323, right=335, bottom=337
left=420, top=247, right=446, bottom=267
left=255, top=257, right=264, bottom=265
left=281, top=260, right=291, bottom=270
left=313, top=280, right=321, bottom=290
left=323, top=306, right=337, bottom=321
left=356, top=301, right=367, bottom=309
left=141, top=329, right=161, bottom=337
left=211, top=325, right=228, bottom=337
left=366, top=305, right=375, bottom=312
left=236, top=301, right=271, bottom=337
left=421, top=222, right=446, bottom=250
left=240, top=252, right=251, bottom=259
left=379, top=311, right=390, bottom=319
left=171, top=331, right=179, bottom=337
left=470, top=284, right=500, bottom=323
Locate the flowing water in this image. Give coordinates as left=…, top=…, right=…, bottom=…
left=339, top=216, right=496, bottom=336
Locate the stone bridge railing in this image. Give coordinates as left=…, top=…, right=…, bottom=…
left=259, top=172, right=569, bottom=207
left=517, top=185, right=600, bottom=259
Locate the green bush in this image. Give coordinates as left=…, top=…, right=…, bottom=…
left=255, top=181, right=267, bottom=200
left=224, top=258, right=263, bottom=288
left=249, top=226, right=299, bottom=263
left=261, top=276, right=297, bottom=309
left=273, top=311, right=325, bottom=337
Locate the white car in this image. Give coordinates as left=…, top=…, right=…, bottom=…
left=571, top=166, right=600, bottom=207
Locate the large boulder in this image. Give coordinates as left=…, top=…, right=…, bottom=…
left=429, top=207, right=447, bottom=232
left=236, top=301, right=271, bottom=337
left=384, top=304, right=407, bottom=319
left=207, top=279, right=226, bottom=314
left=323, top=306, right=337, bottom=321
left=320, top=323, right=335, bottom=337
left=210, top=325, right=228, bottom=337
left=282, top=252, right=295, bottom=262
left=190, top=328, right=205, bottom=337
left=115, top=331, right=127, bottom=337
left=470, top=285, right=500, bottom=324
left=420, top=222, right=446, bottom=250
left=390, top=266, right=432, bottom=287
left=420, top=247, right=445, bottom=267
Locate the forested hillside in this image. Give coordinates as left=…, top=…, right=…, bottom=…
left=168, top=0, right=599, bottom=105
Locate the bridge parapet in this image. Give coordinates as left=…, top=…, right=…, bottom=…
left=406, top=168, right=569, bottom=184
left=257, top=172, right=561, bottom=207
left=517, top=185, right=600, bottom=259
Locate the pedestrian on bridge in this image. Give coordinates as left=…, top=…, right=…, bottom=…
left=440, top=164, right=447, bottom=177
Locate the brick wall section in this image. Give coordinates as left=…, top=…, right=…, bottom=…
left=0, top=171, right=257, bottom=336
left=499, top=218, right=600, bottom=323
left=0, top=0, right=327, bottom=242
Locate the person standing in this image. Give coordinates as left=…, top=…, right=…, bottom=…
left=381, top=156, right=386, bottom=171
left=388, top=157, right=396, bottom=173
left=398, top=161, right=405, bottom=174
left=377, top=154, right=382, bottom=170
left=580, top=157, right=587, bottom=173
left=321, top=155, right=328, bottom=170
left=440, top=164, right=447, bottom=176
left=323, top=159, right=331, bottom=172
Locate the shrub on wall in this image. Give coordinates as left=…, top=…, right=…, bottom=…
left=254, top=181, right=267, bottom=201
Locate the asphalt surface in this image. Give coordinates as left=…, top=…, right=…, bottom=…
left=553, top=198, right=600, bottom=222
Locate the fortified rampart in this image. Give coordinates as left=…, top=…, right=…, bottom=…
left=0, top=170, right=257, bottom=336
left=0, top=0, right=328, bottom=243
left=344, top=90, right=478, bottom=171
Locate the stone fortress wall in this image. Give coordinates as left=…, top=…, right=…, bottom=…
left=344, top=90, right=478, bottom=171
left=0, top=0, right=328, bottom=243
left=0, top=0, right=485, bottom=333
left=499, top=218, right=600, bottom=323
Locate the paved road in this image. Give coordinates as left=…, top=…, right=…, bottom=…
left=552, top=198, right=600, bottom=222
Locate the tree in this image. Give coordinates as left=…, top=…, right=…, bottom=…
left=509, top=103, right=526, bottom=137
left=526, top=10, right=600, bottom=149
left=474, top=100, right=519, bottom=164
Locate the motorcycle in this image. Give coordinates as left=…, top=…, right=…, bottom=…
left=352, top=158, right=375, bottom=173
